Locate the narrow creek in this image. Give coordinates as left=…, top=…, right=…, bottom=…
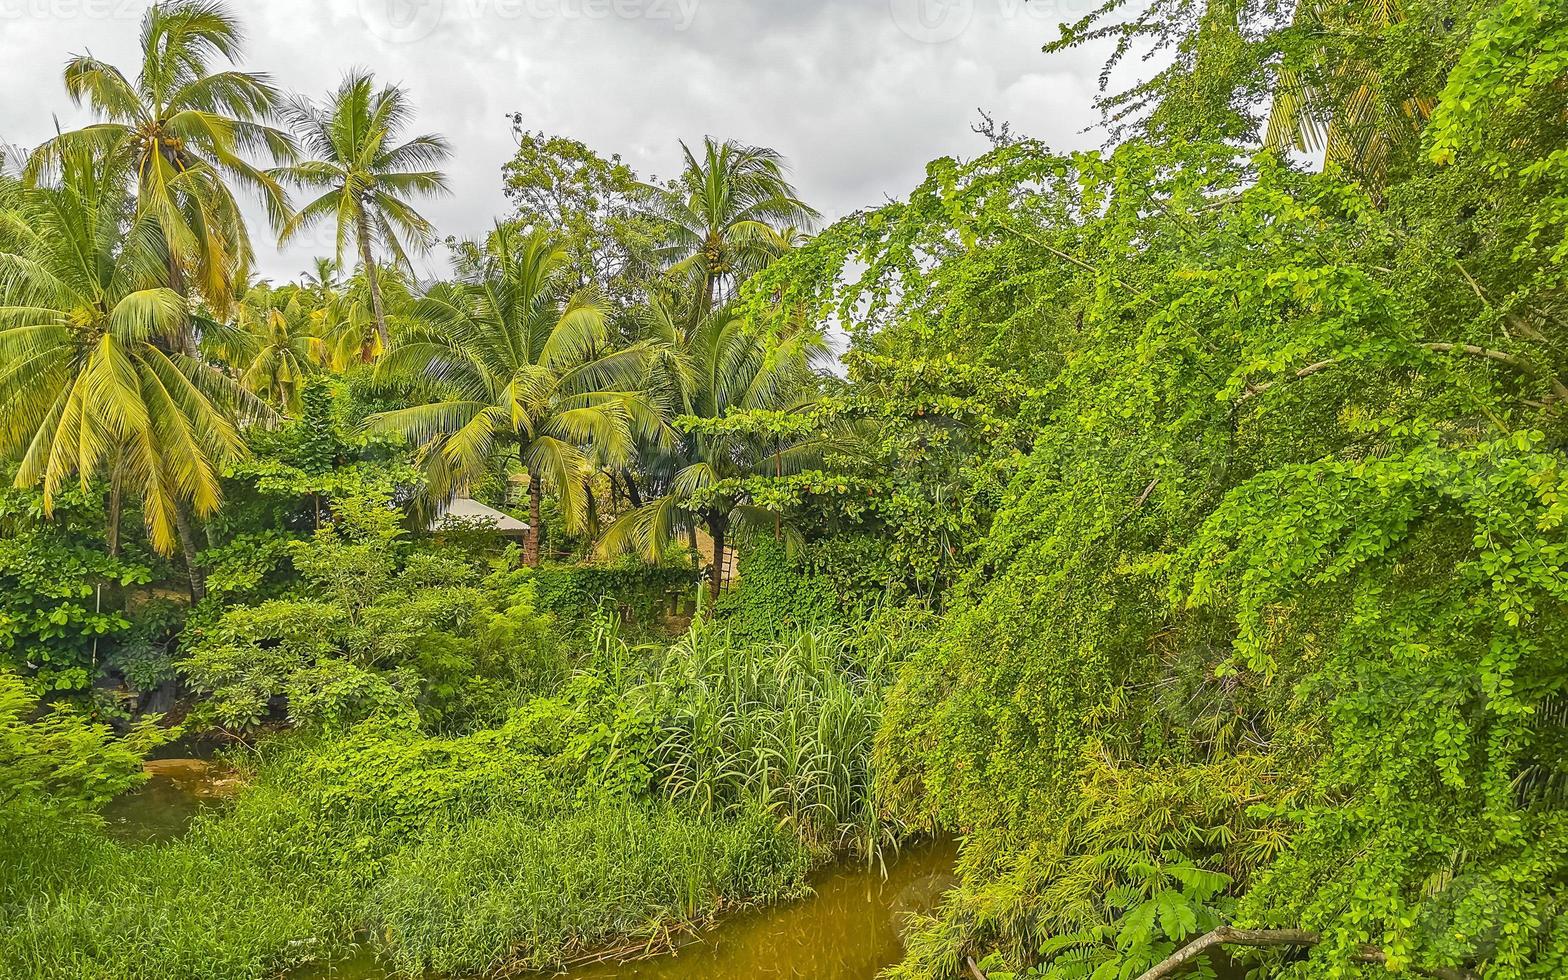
left=307, top=839, right=959, bottom=980
left=110, top=759, right=960, bottom=980
left=101, top=757, right=244, bottom=843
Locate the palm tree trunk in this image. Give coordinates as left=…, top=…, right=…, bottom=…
left=707, top=514, right=726, bottom=607
left=96, top=464, right=125, bottom=672
left=174, top=505, right=207, bottom=603
left=526, top=476, right=543, bottom=567
left=623, top=470, right=644, bottom=508
left=106, top=465, right=123, bottom=559
left=164, top=250, right=200, bottom=357
left=584, top=478, right=598, bottom=538
left=357, top=211, right=390, bottom=355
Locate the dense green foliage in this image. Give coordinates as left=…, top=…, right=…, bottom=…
left=0, top=614, right=909, bottom=978
left=2, top=0, right=1566, bottom=977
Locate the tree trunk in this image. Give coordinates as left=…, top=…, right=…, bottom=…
left=525, top=476, right=543, bottom=567
left=165, top=250, right=200, bottom=357
left=623, top=470, right=643, bottom=508
left=174, top=505, right=207, bottom=603
left=707, top=514, right=726, bottom=607
left=106, top=468, right=123, bottom=559
left=584, top=478, right=599, bottom=538
left=357, top=212, right=390, bottom=356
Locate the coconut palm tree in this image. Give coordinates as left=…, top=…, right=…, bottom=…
left=1264, top=0, right=1432, bottom=188
left=24, top=0, right=293, bottom=322
left=366, top=224, right=655, bottom=565
left=599, top=299, right=826, bottom=604
left=273, top=71, right=451, bottom=354
left=0, top=147, right=256, bottom=594
left=639, top=138, right=819, bottom=316
left=203, top=284, right=325, bottom=413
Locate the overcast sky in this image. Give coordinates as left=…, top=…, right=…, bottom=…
left=0, top=0, right=1117, bottom=281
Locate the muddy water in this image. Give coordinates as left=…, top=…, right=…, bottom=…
left=105, top=765, right=958, bottom=980
left=562, top=839, right=957, bottom=980
left=305, top=840, right=959, bottom=980
left=101, top=758, right=242, bottom=843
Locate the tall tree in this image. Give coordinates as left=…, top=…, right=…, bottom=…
left=599, top=300, right=824, bottom=603
left=639, top=138, right=819, bottom=316
left=24, top=0, right=293, bottom=321
left=202, top=283, right=325, bottom=414
left=273, top=70, right=451, bottom=355
left=502, top=124, right=658, bottom=306
left=367, top=224, right=654, bottom=566
left=0, top=147, right=256, bottom=594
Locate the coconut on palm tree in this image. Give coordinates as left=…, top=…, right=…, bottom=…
left=273, top=71, right=451, bottom=355
left=639, top=138, right=819, bottom=316
left=0, top=146, right=256, bottom=592
left=25, top=0, right=293, bottom=321
left=367, top=223, right=656, bottom=566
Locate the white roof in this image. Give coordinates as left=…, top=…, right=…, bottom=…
left=429, top=497, right=530, bottom=535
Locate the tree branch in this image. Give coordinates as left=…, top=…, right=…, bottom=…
left=1238, top=342, right=1568, bottom=404
left=1134, top=927, right=1320, bottom=980
left=1131, top=926, right=1477, bottom=980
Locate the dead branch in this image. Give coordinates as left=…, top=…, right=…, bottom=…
left=1132, top=926, right=1477, bottom=980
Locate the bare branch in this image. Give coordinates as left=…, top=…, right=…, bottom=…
left=1131, top=926, right=1477, bottom=980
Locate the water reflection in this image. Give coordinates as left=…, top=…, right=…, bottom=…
left=101, top=758, right=242, bottom=843
left=561, top=839, right=957, bottom=980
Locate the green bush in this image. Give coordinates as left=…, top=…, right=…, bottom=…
left=532, top=559, right=698, bottom=636
left=715, top=537, right=840, bottom=639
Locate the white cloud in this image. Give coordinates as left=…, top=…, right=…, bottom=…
left=0, top=0, right=1117, bottom=281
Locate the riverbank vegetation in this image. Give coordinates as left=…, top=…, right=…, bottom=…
left=2, top=0, right=1567, bottom=977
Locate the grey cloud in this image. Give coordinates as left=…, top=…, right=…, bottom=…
left=0, top=0, right=1117, bottom=281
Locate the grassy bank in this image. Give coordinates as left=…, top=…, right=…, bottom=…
left=0, top=617, right=913, bottom=979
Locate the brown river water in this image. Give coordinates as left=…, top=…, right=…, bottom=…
left=302, top=839, right=959, bottom=980
left=107, top=759, right=961, bottom=980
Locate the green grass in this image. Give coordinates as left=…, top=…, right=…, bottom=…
left=0, top=789, right=812, bottom=980
left=0, top=786, right=358, bottom=980
left=0, top=615, right=916, bottom=979
left=376, top=803, right=810, bottom=976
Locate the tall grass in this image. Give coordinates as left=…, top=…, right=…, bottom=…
left=590, top=609, right=921, bottom=859
left=0, top=611, right=924, bottom=979
left=0, top=785, right=360, bottom=980
left=375, top=803, right=810, bottom=976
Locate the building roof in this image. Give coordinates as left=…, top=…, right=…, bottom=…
left=428, top=497, right=530, bottom=536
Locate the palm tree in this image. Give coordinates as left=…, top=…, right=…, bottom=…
left=1264, top=0, right=1432, bottom=188
left=273, top=71, right=451, bottom=354
left=599, top=299, right=825, bottom=604
left=25, top=0, right=293, bottom=322
left=0, top=147, right=256, bottom=595
left=366, top=224, right=654, bottom=566
left=639, top=138, right=819, bottom=315
left=203, top=284, right=325, bottom=413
